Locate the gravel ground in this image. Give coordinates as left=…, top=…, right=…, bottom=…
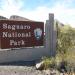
left=0, top=66, right=60, bottom=75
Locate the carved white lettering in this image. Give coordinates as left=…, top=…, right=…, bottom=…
left=3, top=23, right=7, bottom=29
left=2, top=23, right=31, bottom=30
left=2, top=32, right=31, bottom=38
left=10, top=40, right=25, bottom=46
left=2, top=32, right=7, bottom=37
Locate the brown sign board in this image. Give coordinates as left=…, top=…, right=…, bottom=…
left=0, top=20, right=44, bottom=49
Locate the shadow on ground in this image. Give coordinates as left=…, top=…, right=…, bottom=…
left=0, top=61, right=36, bottom=66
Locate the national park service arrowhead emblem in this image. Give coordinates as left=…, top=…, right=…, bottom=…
left=34, top=28, right=42, bottom=40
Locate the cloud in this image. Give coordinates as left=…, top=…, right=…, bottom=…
left=50, top=3, right=75, bottom=27
left=0, top=0, right=23, bottom=17
left=20, top=3, right=75, bottom=27
left=20, top=7, right=50, bottom=22
left=4, top=0, right=22, bottom=10
left=0, top=0, right=75, bottom=27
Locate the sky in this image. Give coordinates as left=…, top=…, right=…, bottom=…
left=0, top=0, right=75, bottom=27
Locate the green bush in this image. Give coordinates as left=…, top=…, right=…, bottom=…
left=55, top=48, right=75, bottom=72
left=42, top=57, right=55, bottom=70
left=55, top=53, right=63, bottom=69
left=41, top=48, right=75, bottom=72
left=65, top=49, right=75, bottom=72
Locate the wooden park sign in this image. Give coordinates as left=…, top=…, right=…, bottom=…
left=0, top=20, right=44, bottom=49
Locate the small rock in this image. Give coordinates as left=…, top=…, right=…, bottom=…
left=35, top=61, right=44, bottom=70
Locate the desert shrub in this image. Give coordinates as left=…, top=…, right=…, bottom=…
left=65, top=48, right=75, bottom=72
left=55, top=53, right=67, bottom=72
left=55, top=53, right=62, bottom=68
left=55, top=48, right=75, bottom=73
left=41, top=48, right=75, bottom=72
left=42, top=57, right=55, bottom=70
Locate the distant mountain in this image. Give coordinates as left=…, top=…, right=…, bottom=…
left=10, top=15, right=32, bottom=21
left=0, top=16, right=8, bottom=20
left=0, top=15, right=31, bottom=21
